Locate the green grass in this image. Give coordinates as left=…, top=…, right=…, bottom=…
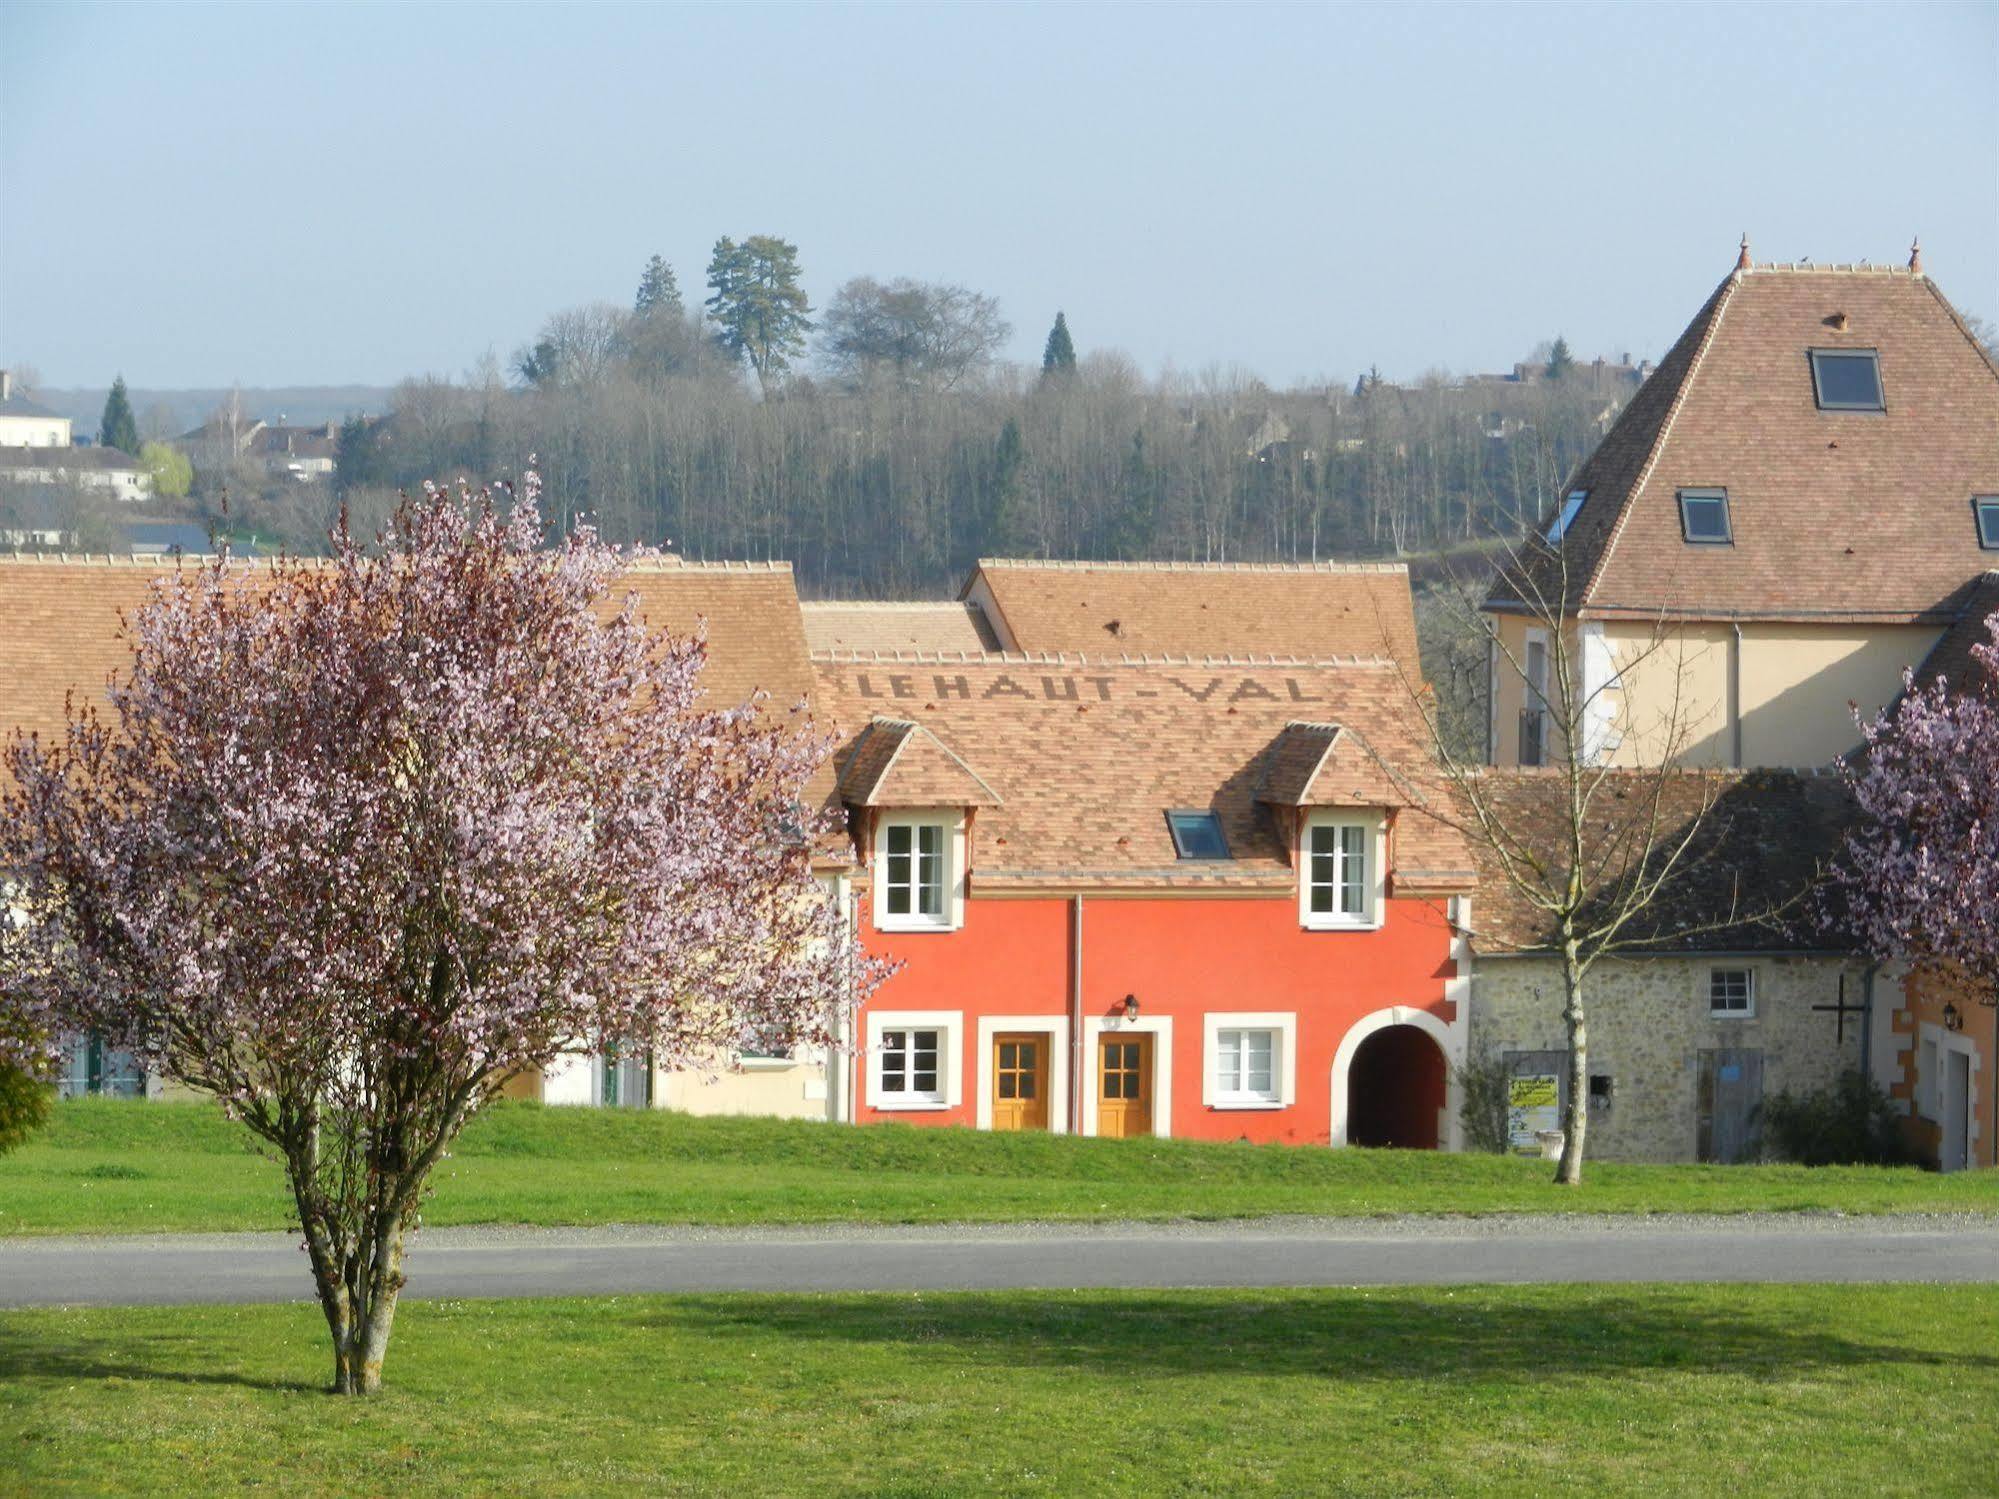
left=2, top=1285, right=1993, bottom=1495
left=2, top=1097, right=1991, bottom=1238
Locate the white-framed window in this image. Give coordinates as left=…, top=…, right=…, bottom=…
left=866, top=1009, right=962, bottom=1110
left=1202, top=1012, right=1298, bottom=1110
left=1302, top=814, right=1382, bottom=929
left=1708, top=967, right=1754, bottom=1018
left=873, top=813, right=961, bottom=932
left=1521, top=628, right=1551, bottom=766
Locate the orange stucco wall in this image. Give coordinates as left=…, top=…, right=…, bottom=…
left=1891, top=964, right=1996, bottom=1170
left=853, top=892, right=1458, bottom=1144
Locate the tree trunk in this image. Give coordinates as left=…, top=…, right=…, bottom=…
left=1555, top=949, right=1588, bottom=1186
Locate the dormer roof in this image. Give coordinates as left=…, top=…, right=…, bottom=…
left=836, top=717, right=1004, bottom=808
left=1491, top=253, right=1999, bottom=624
left=1254, top=720, right=1418, bottom=810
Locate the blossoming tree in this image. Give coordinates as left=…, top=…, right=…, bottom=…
left=1829, top=610, right=1999, bottom=1078
left=0, top=480, right=876, bottom=1394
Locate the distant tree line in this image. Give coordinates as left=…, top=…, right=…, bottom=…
left=272, top=241, right=1621, bottom=593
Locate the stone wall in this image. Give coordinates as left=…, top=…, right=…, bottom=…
left=1468, top=953, right=1869, bottom=1162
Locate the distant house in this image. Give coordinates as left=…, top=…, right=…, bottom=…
left=248, top=422, right=339, bottom=481
left=179, top=411, right=266, bottom=462
left=0, top=445, right=150, bottom=503
left=0, top=371, right=73, bottom=449
left=0, top=485, right=75, bottom=548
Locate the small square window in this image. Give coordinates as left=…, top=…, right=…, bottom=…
left=1678, top=488, right=1733, bottom=545
left=1809, top=349, right=1884, bottom=411
left=1166, top=810, right=1229, bottom=860
left=1975, top=497, right=1999, bottom=550
left=1709, top=969, right=1754, bottom=1017
left=879, top=1028, right=942, bottom=1101
left=879, top=819, right=950, bottom=928
left=1546, top=489, right=1587, bottom=543
left=1303, top=820, right=1374, bottom=927
left=1215, top=1027, right=1278, bottom=1104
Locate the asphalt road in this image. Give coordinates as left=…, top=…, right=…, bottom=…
left=2, top=1215, right=1995, bottom=1307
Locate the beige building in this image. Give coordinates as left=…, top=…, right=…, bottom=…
left=1487, top=243, right=1999, bottom=772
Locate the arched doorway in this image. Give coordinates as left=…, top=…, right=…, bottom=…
left=1345, top=1024, right=1447, bottom=1149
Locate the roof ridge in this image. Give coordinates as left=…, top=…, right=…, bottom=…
left=1742, top=262, right=1924, bottom=276
left=622, top=557, right=793, bottom=573
left=809, top=648, right=1398, bottom=668
left=799, top=599, right=979, bottom=611
left=974, top=557, right=1409, bottom=575
left=1580, top=270, right=1742, bottom=611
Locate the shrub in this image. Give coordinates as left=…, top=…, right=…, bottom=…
left=0, top=1065, right=54, bottom=1155
left=1760, top=1070, right=1913, bottom=1167
left=1455, top=1049, right=1513, bottom=1155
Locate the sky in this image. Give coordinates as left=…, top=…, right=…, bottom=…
left=2, top=0, right=1995, bottom=392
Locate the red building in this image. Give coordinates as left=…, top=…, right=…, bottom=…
left=811, top=649, right=1475, bottom=1146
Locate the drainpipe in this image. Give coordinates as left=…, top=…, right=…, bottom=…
left=1069, top=895, right=1085, bottom=1134
left=1859, top=962, right=1876, bottom=1087
left=1729, top=622, right=1744, bottom=768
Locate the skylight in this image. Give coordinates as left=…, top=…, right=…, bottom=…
left=1977, top=497, right=1999, bottom=551
left=1166, top=810, right=1229, bottom=860
left=1678, top=488, right=1733, bottom=545
left=1545, top=489, right=1587, bottom=543
left=1809, top=349, right=1884, bottom=411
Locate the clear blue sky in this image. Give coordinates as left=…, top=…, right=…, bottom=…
left=3, top=0, right=1994, bottom=390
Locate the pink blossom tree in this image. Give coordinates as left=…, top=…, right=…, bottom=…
left=1829, top=611, right=1999, bottom=1018
left=0, top=479, right=877, bottom=1394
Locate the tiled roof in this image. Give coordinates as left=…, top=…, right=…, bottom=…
left=0, top=445, right=143, bottom=472
left=801, top=600, right=1001, bottom=654
left=968, top=558, right=1422, bottom=667
left=1460, top=768, right=1858, bottom=955
left=1910, top=571, right=1999, bottom=697
left=0, top=391, right=64, bottom=420
left=810, top=652, right=1471, bottom=894
left=836, top=719, right=1003, bottom=807
left=1492, top=258, right=1999, bottom=623
left=0, top=555, right=816, bottom=774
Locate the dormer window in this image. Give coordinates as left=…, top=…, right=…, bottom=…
left=1301, top=812, right=1383, bottom=930
left=875, top=815, right=960, bottom=931
left=1809, top=348, right=1884, bottom=411
left=1166, top=810, right=1229, bottom=860
left=1975, top=497, right=1999, bottom=550
left=1545, top=489, right=1587, bottom=543
left=1677, top=488, right=1733, bottom=545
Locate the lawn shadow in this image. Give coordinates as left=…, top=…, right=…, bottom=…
left=647, top=1287, right=1999, bottom=1384
left=0, top=1325, right=320, bottom=1395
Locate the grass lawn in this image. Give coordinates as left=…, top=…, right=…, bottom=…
left=2, top=1285, right=1994, bottom=1496
left=2, top=1098, right=1991, bottom=1238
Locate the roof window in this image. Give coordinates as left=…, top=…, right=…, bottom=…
left=1809, top=349, right=1884, bottom=411
left=1977, top=497, right=1999, bottom=551
left=1166, top=810, right=1229, bottom=860
left=1545, top=489, right=1587, bottom=543
left=1677, top=489, right=1733, bottom=545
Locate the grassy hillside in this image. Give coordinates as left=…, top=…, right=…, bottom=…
left=2, top=1099, right=1990, bottom=1236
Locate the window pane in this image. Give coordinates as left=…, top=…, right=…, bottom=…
left=1168, top=810, right=1229, bottom=860
left=999, top=1073, right=1016, bottom=1098
left=1679, top=491, right=1731, bottom=543
left=916, top=825, right=944, bottom=916
left=913, top=1069, right=937, bottom=1093
left=1018, top=1072, right=1035, bottom=1099
left=1339, top=825, right=1366, bottom=914
left=1811, top=350, right=1883, bottom=410
left=1977, top=498, right=1999, bottom=549
left=1218, top=1030, right=1242, bottom=1091
left=881, top=1031, right=907, bottom=1091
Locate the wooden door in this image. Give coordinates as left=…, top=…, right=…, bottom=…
left=1097, top=1033, right=1153, bottom=1139
left=992, top=1033, right=1049, bottom=1132
left=1697, top=1048, right=1763, bottom=1163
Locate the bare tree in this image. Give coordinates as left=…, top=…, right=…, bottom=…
left=818, top=277, right=1009, bottom=392
left=1407, top=537, right=1783, bottom=1184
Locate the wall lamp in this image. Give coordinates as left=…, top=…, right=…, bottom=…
left=1122, top=994, right=1141, bottom=1021
left=1943, top=1002, right=1963, bottom=1033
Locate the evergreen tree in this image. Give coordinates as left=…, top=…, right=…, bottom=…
left=635, top=255, right=682, bottom=317
left=1040, top=312, right=1077, bottom=377
left=985, top=417, right=1025, bottom=554
left=705, top=235, right=813, bottom=395
left=100, top=376, right=139, bottom=454
left=1544, top=336, right=1575, bottom=383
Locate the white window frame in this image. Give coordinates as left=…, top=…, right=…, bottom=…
left=1706, top=966, right=1755, bottom=1020
left=1300, top=812, right=1384, bottom=930
left=865, top=1009, right=962, bottom=1111
left=1202, top=1011, right=1298, bottom=1110
left=872, top=811, right=964, bottom=933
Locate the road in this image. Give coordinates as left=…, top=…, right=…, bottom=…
left=2, top=1214, right=1994, bottom=1307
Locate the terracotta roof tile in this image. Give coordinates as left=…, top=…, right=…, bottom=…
left=968, top=558, right=1421, bottom=665
left=1494, top=261, right=1999, bottom=622
left=837, top=718, right=1003, bottom=807
left=800, top=600, right=1000, bottom=654
left=811, top=653, right=1470, bottom=894
left=1910, top=571, right=1999, bottom=696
